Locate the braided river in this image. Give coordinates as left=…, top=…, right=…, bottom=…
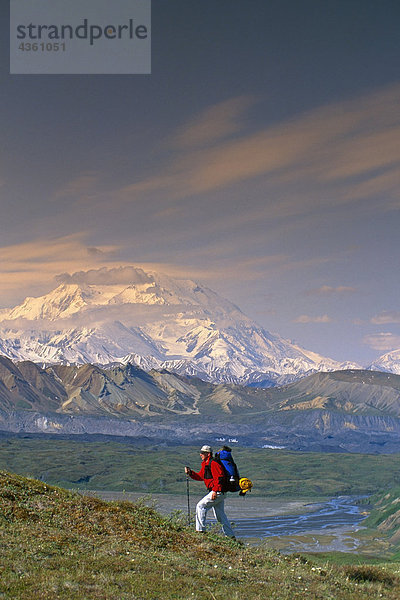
left=89, top=490, right=369, bottom=552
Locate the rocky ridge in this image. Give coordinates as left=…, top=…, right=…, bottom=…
left=1, top=356, right=400, bottom=452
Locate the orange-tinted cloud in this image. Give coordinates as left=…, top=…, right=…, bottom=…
left=171, top=96, right=255, bottom=149
left=306, top=285, right=357, bottom=296
left=119, top=84, right=400, bottom=219
left=0, top=234, right=121, bottom=303
left=54, top=172, right=100, bottom=201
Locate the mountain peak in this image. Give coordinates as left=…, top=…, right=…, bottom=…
left=0, top=266, right=359, bottom=385
left=3, top=284, right=89, bottom=321
left=369, top=349, right=400, bottom=376
left=0, top=267, right=243, bottom=323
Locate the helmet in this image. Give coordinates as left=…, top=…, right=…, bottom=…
left=238, top=477, right=253, bottom=495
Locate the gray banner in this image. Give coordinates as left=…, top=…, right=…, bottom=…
left=10, top=0, right=151, bottom=74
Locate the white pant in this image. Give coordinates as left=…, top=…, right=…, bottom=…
left=195, top=491, right=235, bottom=537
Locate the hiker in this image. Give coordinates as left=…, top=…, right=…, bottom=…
left=185, top=444, right=235, bottom=538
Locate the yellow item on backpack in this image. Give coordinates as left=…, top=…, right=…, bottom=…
left=238, top=477, right=253, bottom=495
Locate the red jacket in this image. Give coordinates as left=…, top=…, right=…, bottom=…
left=189, top=456, right=225, bottom=492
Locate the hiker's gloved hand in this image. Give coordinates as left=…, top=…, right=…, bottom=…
left=185, top=466, right=191, bottom=475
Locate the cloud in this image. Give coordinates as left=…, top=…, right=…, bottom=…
left=0, top=233, right=288, bottom=305
left=0, top=234, right=117, bottom=266
left=117, top=84, right=400, bottom=219
left=352, top=318, right=365, bottom=326
left=371, top=311, right=400, bottom=325
left=363, top=332, right=400, bottom=352
left=54, top=172, right=100, bottom=201
left=306, top=285, right=357, bottom=296
left=56, top=266, right=153, bottom=286
left=293, top=315, right=332, bottom=324
left=0, top=234, right=122, bottom=305
left=129, top=253, right=331, bottom=286
left=171, top=96, right=255, bottom=149
left=87, top=247, right=106, bottom=256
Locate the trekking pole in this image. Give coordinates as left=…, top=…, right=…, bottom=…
left=186, top=476, right=191, bottom=526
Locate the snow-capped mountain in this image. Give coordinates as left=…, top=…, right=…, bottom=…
left=0, top=266, right=356, bottom=385
left=368, top=350, right=400, bottom=376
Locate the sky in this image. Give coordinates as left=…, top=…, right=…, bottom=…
left=0, top=0, right=400, bottom=365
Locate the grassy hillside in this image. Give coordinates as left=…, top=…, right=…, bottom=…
left=361, top=487, right=400, bottom=557
left=1, top=435, right=400, bottom=497
left=1, top=470, right=400, bottom=600
left=364, top=486, right=400, bottom=530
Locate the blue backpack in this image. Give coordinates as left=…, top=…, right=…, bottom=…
left=214, top=447, right=241, bottom=493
